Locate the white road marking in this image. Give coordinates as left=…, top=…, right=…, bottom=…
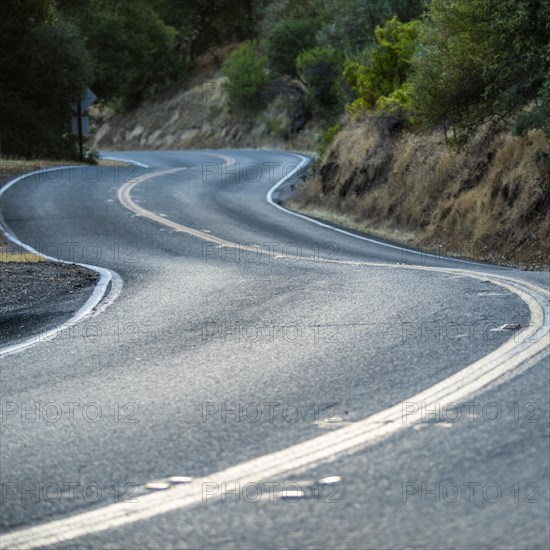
left=1, top=154, right=548, bottom=548
left=100, top=156, right=150, bottom=168
left=0, top=167, right=122, bottom=359
left=266, top=153, right=490, bottom=266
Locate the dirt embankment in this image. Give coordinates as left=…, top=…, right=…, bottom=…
left=288, top=116, right=549, bottom=269
left=91, top=46, right=320, bottom=153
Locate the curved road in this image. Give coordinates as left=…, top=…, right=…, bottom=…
left=0, top=150, right=548, bottom=549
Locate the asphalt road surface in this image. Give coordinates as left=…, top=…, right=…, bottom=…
left=0, top=150, right=548, bottom=549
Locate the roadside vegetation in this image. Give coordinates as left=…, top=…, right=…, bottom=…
left=4, top=0, right=549, bottom=159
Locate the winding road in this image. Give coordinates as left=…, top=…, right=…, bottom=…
left=0, top=150, right=548, bottom=549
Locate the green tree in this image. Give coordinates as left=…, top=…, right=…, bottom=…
left=0, top=2, right=93, bottom=158
left=257, top=0, right=321, bottom=34
left=343, top=16, right=418, bottom=115
left=316, top=0, right=389, bottom=52
left=410, top=0, right=550, bottom=143
left=390, top=0, right=425, bottom=22
left=66, top=0, right=178, bottom=108
left=265, top=19, right=317, bottom=77
left=296, top=46, right=342, bottom=118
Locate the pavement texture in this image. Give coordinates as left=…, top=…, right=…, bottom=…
left=0, top=150, right=547, bottom=549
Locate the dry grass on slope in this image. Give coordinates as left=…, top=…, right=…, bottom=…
left=289, top=117, right=549, bottom=269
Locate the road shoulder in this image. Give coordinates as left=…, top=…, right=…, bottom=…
left=0, top=162, right=101, bottom=350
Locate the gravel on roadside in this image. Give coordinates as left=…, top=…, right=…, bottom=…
left=0, top=262, right=100, bottom=345
left=0, top=162, right=102, bottom=348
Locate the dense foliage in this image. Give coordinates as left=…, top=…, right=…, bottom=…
left=0, top=1, right=92, bottom=158
left=315, top=0, right=423, bottom=52
left=265, top=19, right=317, bottom=78
left=296, top=46, right=342, bottom=118
left=0, top=0, right=257, bottom=158
left=411, top=0, right=550, bottom=145
left=2, top=0, right=549, bottom=158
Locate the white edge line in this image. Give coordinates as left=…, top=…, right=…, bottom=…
left=266, top=153, right=498, bottom=267
left=0, top=165, right=124, bottom=358
left=101, top=155, right=150, bottom=169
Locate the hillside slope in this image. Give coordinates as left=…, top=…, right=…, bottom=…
left=91, top=51, right=548, bottom=270
left=91, top=48, right=320, bottom=153
left=289, top=116, right=549, bottom=269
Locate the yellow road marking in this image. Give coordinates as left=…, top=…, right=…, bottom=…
left=3, top=163, right=546, bottom=549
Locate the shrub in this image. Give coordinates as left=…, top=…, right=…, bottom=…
left=222, top=41, right=269, bottom=111
left=317, top=122, right=342, bottom=157
left=343, top=16, right=418, bottom=117
left=374, top=82, right=414, bottom=118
